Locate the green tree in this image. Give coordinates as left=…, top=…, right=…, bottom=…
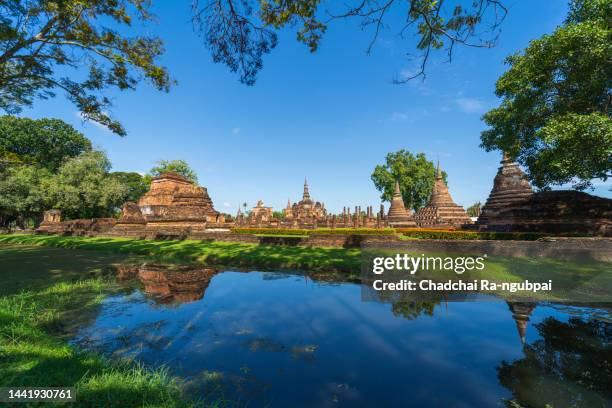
left=0, top=164, right=52, bottom=228
left=0, top=1, right=172, bottom=135
left=110, top=171, right=149, bottom=203
left=480, top=0, right=611, bottom=190
left=148, top=160, right=198, bottom=184
left=371, top=150, right=447, bottom=211
left=47, top=150, right=127, bottom=219
left=192, top=0, right=508, bottom=84
left=466, top=202, right=482, bottom=217
left=0, top=116, right=91, bottom=172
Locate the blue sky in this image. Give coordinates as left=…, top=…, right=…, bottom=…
left=25, top=0, right=611, bottom=213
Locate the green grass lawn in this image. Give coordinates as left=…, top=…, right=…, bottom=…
left=0, top=234, right=362, bottom=274
left=2, top=234, right=608, bottom=304
left=0, top=244, right=225, bottom=407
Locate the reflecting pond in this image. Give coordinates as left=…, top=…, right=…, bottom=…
left=75, top=265, right=611, bottom=407
left=2, top=245, right=611, bottom=407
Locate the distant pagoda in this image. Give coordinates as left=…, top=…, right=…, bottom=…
left=414, top=163, right=472, bottom=228
left=284, top=178, right=326, bottom=220
left=387, top=180, right=417, bottom=227
left=476, top=153, right=533, bottom=229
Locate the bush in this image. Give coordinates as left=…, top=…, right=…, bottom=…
left=401, top=230, right=550, bottom=241
left=396, top=227, right=456, bottom=233
left=231, top=228, right=397, bottom=236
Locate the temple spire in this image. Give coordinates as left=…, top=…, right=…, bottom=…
left=387, top=179, right=416, bottom=227
left=435, top=160, right=442, bottom=180
left=303, top=177, right=311, bottom=200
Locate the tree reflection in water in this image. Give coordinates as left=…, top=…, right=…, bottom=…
left=498, top=315, right=612, bottom=408
left=391, top=299, right=439, bottom=320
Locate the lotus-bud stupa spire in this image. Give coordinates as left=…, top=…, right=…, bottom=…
left=303, top=177, right=311, bottom=201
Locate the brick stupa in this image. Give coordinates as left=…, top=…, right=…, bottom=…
left=476, top=153, right=533, bottom=229
left=109, top=172, right=225, bottom=238
left=414, top=163, right=472, bottom=228
left=387, top=180, right=417, bottom=227
left=139, top=172, right=222, bottom=226
left=108, top=202, right=146, bottom=237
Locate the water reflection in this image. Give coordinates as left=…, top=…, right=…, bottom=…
left=115, top=263, right=218, bottom=304
left=69, top=262, right=611, bottom=407
left=498, top=316, right=611, bottom=407
left=507, top=302, right=536, bottom=345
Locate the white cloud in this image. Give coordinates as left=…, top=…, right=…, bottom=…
left=391, top=112, right=409, bottom=121
left=232, top=127, right=241, bottom=135
left=223, top=202, right=232, bottom=208
left=456, top=98, right=486, bottom=114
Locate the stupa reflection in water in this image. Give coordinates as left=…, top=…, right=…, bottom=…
left=114, top=264, right=538, bottom=344
left=115, top=263, right=218, bottom=303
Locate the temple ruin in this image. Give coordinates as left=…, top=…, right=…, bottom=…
left=387, top=181, right=417, bottom=227
left=249, top=200, right=274, bottom=224
left=107, top=172, right=227, bottom=238
left=35, top=158, right=611, bottom=237
left=476, top=153, right=534, bottom=229
left=284, top=179, right=327, bottom=225
left=414, top=163, right=472, bottom=228
left=476, top=154, right=612, bottom=235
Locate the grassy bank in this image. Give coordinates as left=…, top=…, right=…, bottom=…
left=0, top=276, right=208, bottom=407
left=0, top=234, right=361, bottom=273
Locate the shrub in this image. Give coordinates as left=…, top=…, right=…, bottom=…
left=401, top=230, right=550, bottom=241
left=396, top=227, right=456, bottom=233
left=231, top=228, right=397, bottom=236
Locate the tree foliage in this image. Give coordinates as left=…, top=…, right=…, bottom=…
left=192, top=0, right=508, bottom=85
left=110, top=171, right=149, bottom=203
left=466, top=202, right=481, bottom=217
left=0, top=0, right=172, bottom=135
left=0, top=164, right=51, bottom=228
left=148, top=159, right=198, bottom=184
left=480, top=0, right=611, bottom=190
left=371, top=150, right=446, bottom=211
left=46, top=150, right=127, bottom=219
left=0, top=116, right=91, bottom=171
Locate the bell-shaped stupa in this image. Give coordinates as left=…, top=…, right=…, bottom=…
left=387, top=180, right=417, bottom=227
left=414, top=163, right=472, bottom=227
left=476, top=153, right=534, bottom=229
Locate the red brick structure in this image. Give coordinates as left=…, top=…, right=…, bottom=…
left=477, top=154, right=612, bottom=236
left=109, top=172, right=229, bottom=238
left=477, top=153, right=534, bottom=229
left=387, top=180, right=417, bottom=227
left=414, top=163, right=472, bottom=228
